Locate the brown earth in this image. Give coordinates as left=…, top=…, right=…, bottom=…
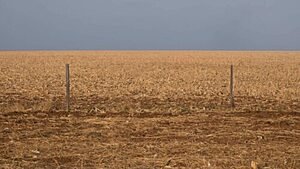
left=0, top=51, right=299, bottom=168
left=0, top=110, right=299, bottom=168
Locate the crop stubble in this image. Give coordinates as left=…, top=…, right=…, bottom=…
left=0, top=51, right=299, bottom=168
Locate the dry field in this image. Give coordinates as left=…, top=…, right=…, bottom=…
left=0, top=51, right=299, bottom=168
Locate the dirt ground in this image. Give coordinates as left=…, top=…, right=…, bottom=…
left=0, top=109, right=299, bottom=168
left=0, top=51, right=299, bottom=168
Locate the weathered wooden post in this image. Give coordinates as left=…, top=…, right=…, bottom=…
left=230, top=65, right=235, bottom=108
left=66, top=64, right=70, bottom=112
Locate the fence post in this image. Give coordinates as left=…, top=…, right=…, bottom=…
left=230, top=65, right=235, bottom=108
left=66, top=64, right=70, bottom=112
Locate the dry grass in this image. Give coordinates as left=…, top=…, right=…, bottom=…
left=0, top=51, right=299, bottom=168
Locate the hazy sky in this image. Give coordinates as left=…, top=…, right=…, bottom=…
left=1, top=0, right=300, bottom=50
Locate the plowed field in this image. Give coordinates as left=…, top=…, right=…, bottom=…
left=0, top=51, right=299, bottom=168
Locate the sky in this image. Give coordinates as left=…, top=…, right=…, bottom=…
left=0, top=0, right=300, bottom=50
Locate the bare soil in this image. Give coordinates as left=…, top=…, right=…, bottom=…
left=1, top=109, right=299, bottom=168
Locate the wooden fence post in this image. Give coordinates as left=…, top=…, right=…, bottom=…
left=230, top=65, right=235, bottom=108
left=66, top=64, right=70, bottom=112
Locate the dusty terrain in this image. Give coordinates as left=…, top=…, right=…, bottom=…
left=0, top=51, right=299, bottom=168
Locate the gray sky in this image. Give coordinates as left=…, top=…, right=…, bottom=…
left=1, top=0, right=300, bottom=50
